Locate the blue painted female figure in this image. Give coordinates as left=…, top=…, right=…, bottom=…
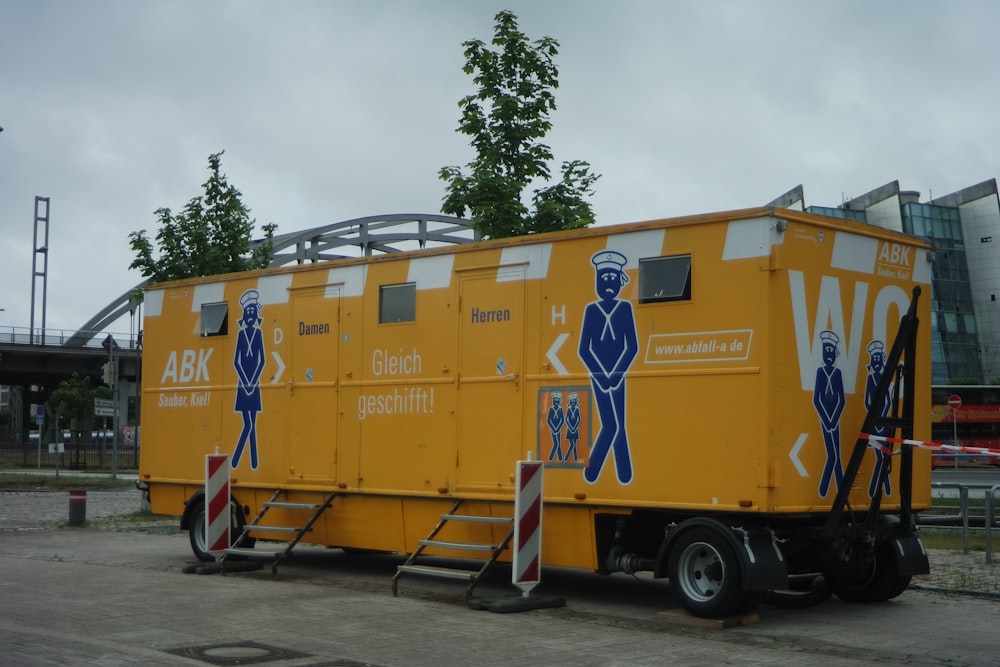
left=233, top=289, right=265, bottom=470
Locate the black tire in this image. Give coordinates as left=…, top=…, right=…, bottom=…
left=885, top=573, right=913, bottom=600
left=668, top=527, right=758, bottom=618
left=188, top=500, right=213, bottom=562
left=827, top=543, right=911, bottom=603
left=187, top=498, right=250, bottom=562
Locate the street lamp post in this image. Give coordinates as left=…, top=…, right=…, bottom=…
left=952, top=406, right=959, bottom=470
left=128, top=295, right=142, bottom=461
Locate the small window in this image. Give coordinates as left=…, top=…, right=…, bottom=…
left=639, top=255, right=691, bottom=304
left=201, top=302, right=229, bottom=337
left=379, top=282, right=416, bottom=323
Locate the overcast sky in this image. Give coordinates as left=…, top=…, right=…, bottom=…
left=2, top=1, right=999, bottom=334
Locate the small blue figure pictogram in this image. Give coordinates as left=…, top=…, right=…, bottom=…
left=564, top=392, right=582, bottom=462
left=546, top=391, right=566, bottom=462
left=233, top=289, right=265, bottom=470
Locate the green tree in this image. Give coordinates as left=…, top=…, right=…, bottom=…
left=439, top=10, right=600, bottom=240
left=48, top=373, right=111, bottom=459
left=49, top=373, right=110, bottom=430
left=129, top=151, right=277, bottom=282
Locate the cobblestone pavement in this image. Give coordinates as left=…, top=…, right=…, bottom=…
left=0, top=488, right=147, bottom=530
left=914, top=547, right=1000, bottom=596
left=2, top=485, right=999, bottom=597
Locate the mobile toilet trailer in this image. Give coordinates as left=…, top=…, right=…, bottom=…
left=139, top=207, right=933, bottom=618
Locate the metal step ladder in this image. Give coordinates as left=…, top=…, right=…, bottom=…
left=221, top=489, right=337, bottom=577
left=392, top=500, right=514, bottom=602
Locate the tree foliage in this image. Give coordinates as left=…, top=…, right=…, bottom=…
left=49, top=373, right=110, bottom=436
left=439, top=10, right=600, bottom=239
left=129, top=151, right=276, bottom=283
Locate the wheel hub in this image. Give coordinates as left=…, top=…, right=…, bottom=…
left=677, top=542, right=725, bottom=602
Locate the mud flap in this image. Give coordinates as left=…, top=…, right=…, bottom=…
left=891, top=535, right=930, bottom=576
left=738, top=528, right=789, bottom=590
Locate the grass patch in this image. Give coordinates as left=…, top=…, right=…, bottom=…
left=0, top=473, right=135, bottom=491
left=931, top=495, right=988, bottom=510
left=920, top=528, right=987, bottom=551
left=103, top=510, right=174, bottom=524
left=89, top=511, right=180, bottom=532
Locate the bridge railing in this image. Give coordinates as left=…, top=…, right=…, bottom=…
left=0, top=326, right=137, bottom=350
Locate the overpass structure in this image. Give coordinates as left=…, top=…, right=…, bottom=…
left=0, top=330, right=140, bottom=450
left=2, top=214, right=477, bottom=443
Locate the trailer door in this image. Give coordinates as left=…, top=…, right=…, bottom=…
left=456, top=268, right=525, bottom=491
left=286, top=285, right=340, bottom=482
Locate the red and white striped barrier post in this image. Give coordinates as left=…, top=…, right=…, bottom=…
left=205, top=453, right=231, bottom=557
left=513, top=456, right=543, bottom=597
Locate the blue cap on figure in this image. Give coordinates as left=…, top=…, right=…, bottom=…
left=591, top=250, right=630, bottom=284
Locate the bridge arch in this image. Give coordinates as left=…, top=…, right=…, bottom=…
left=67, top=213, right=477, bottom=347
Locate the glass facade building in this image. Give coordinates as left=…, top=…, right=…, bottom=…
left=785, top=179, right=1000, bottom=385
left=900, top=203, right=980, bottom=383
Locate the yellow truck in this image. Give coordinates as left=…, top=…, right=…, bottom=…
left=139, top=206, right=933, bottom=618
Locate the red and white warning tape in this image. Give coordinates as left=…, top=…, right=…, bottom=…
left=861, top=432, right=1000, bottom=458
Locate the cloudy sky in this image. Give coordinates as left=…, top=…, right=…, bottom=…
left=2, top=1, right=998, bottom=334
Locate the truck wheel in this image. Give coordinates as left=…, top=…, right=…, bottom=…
left=828, top=543, right=911, bottom=603
left=668, top=527, right=757, bottom=618
left=188, top=500, right=213, bottom=562
left=187, top=499, right=251, bottom=562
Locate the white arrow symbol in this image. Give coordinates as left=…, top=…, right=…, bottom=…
left=271, top=351, right=286, bottom=383
left=546, top=333, right=570, bottom=375
left=789, top=433, right=809, bottom=477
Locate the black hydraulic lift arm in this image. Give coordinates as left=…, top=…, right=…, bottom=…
left=825, top=286, right=922, bottom=534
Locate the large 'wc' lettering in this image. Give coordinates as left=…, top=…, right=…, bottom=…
left=789, top=271, right=910, bottom=394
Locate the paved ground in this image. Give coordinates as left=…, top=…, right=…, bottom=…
left=2, top=483, right=1000, bottom=666
left=2, top=482, right=998, bottom=596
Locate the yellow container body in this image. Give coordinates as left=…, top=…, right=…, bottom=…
left=140, top=207, right=932, bottom=567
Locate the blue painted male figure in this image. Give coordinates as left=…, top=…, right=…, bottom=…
left=864, top=339, right=892, bottom=497
left=813, top=329, right=845, bottom=497
left=578, top=250, right=638, bottom=484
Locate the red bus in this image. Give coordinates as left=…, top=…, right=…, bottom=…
left=931, top=385, right=1000, bottom=467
